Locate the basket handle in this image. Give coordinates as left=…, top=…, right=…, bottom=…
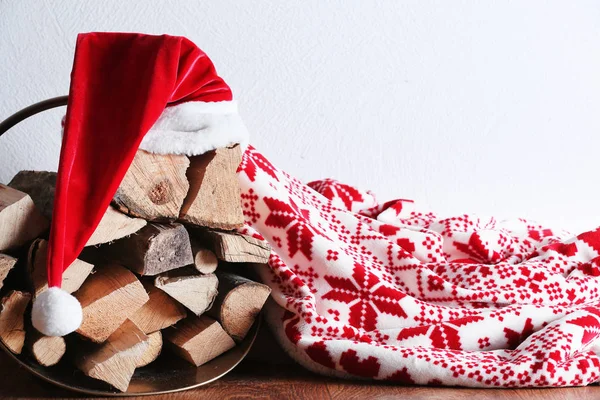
left=0, top=96, right=68, bottom=138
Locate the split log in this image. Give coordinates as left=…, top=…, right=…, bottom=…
left=0, top=254, right=17, bottom=290
left=113, top=150, right=190, bottom=222
left=8, top=171, right=56, bottom=220
left=76, top=319, right=149, bottom=392
left=99, top=223, right=193, bottom=276
left=0, top=185, right=48, bottom=252
left=0, top=290, right=31, bottom=354
left=75, top=264, right=149, bottom=343
left=129, top=281, right=186, bottom=334
left=193, top=229, right=270, bottom=264
left=87, top=206, right=148, bottom=246
left=154, top=269, right=218, bottom=316
left=9, top=171, right=147, bottom=246
left=164, top=315, right=235, bottom=367
left=27, top=331, right=66, bottom=366
left=207, top=272, right=271, bottom=342
left=191, top=241, right=218, bottom=274
left=135, top=331, right=162, bottom=368
left=28, top=239, right=94, bottom=296
left=179, top=146, right=244, bottom=230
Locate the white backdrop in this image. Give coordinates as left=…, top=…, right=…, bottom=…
left=1, top=1, right=600, bottom=233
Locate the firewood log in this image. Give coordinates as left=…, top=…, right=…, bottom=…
left=129, top=281, right=186, bottom=334
left=8, top=171, right=56, bottom=220
left=193, top=229, right=270, bottom=263
left=87, top=207, right=147, bottom=247
left=0, top=185, right=48, bottom=252
left=76, top=319, right=149, bottom=392
left=27, top=330, right=66, bottom=366
left=74, top=264, right=149, bottom=343
left=27, top=239, right=93, bottom=297
left=135, top=331, right=162, bottom=368
left=154, top=268, right=218, bottom=316
left=191, top=241, right=218, bottom=274
left=164, top=315, right=235, bottom=367
left=0, top=290, right=30, bottom=354
left=9, top=171, right=147, bottom=246
left=113, top=150, right=190, bottom=222
left=179, top=146, right=244, bottom=230
left=98, top=223, right=194, bottom=276
left=0, top=254, right=17, bottom=291
left=207, top=272, right=271, bottom=342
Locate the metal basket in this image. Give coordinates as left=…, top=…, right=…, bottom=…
left=0, top=97, right=259, bottom=396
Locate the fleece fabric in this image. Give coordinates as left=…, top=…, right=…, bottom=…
left=237, top=145, right=600, bottom=387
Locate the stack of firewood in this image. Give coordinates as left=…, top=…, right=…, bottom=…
left=0, top=145, right=272, bottom=392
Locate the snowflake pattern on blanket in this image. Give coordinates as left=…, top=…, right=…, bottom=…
left=237, top=145, right=600, bottom=387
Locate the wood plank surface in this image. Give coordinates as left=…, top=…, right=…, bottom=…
left=1, top=328, right=599, bottom=399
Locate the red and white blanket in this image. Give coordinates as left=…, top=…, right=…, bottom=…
left=236, top=145, right=600, bottom=387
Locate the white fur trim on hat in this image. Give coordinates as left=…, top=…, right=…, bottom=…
left=139, top=100, right=249, bottom=156
left=31, top=287, right=83, bottom=337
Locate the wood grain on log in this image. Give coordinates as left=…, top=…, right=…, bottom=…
left=191, top=241, right=218, bottom=274
left=207, top=272, right=271, bottom=342
left=179, top=146, right=244, bottom=230
left=0, top=290, right=30, bottom=354
left=164, top=315, right=235, bottom=367
left=27, top=239, right=93, bottom=297
left=76, top=319, right=149, bottom=392
left=0, top=254, right=17, bottom=291
left=193, top=229, right=270, bottom=264
left=87, top=206, right=147, bottom=247
left=113, top=150, right=190, bottom=222
left=0, top=185, right=48, bottom=252
left=74, top=264, right=149, bottom=343
left=27, top=331, right=66, bottom=366
left=99, top=223, right=193, bottom=276
left=155, top=269, right=218, bottom=316
left=135, top=331, right=162, bottom=368
left=9, top=171, right=146, bottom=246
left=129, top=281, right=186, bottom=334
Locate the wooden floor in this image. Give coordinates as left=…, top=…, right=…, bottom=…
left=2, top=329, right=600, bottom=400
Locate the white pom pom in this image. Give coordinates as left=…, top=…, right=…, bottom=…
left=31, top=287, right=83, bottom=336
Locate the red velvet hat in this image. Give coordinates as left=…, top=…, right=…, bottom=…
left=31, top=32, right=248, bottom=336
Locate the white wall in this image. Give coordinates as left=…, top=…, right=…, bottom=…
left=1, top=1, right=600, bottom=233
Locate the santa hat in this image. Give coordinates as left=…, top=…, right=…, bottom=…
left=31, top=32, right=248, bottom=336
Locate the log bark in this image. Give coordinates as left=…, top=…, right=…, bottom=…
left=76, top=319, right=149, bottom=392
left=0, top=290, right=31, bottom=354
left=154, top=268, right=218, bottom=316
left=164, top=315, right=235, bottom=367
left=9, top=171, right=147, bottom=246
left=8, top=170, right=56, bottom=220
left=135, top=331, right=162, bottom=368
left=207, top=272, right=271, bottom=342
left=193, top=229, right=270, bottom=264
left=0, top=254, right=17, bottom=291
left=113, top=150, right=190, bottom=222
left=191, top=241, right=218, bottom=274
left=75, top=264, right=149, bottom=343
left=179, top=146, right=244, bottom=230
left=98, top=223, right=193, bottom=276
left=27, top=239, right=94, bottom=297
left=27, top=331, right=66, bottom=366
left=129, top=281, right=186, bottom=334
left=0, top=184, right=48, bottom=252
